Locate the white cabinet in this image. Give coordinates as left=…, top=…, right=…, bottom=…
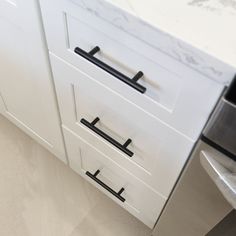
left=35, top=0, right=229, bottom=228
left=50, top=54, right=194, bottom=198
left=63, top=126, right=166, bottom=228
left=0, top=0, right=66, bottom=162
left=38, top=0, right=227, bottom=228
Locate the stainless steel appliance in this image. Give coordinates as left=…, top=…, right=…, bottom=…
left=152, top=76, right=236, bottom=236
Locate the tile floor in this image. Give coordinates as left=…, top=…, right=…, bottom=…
left=0, top=115, right=151, bottom=236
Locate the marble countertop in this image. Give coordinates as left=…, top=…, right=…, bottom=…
left=75, top=0, right=236, bottom=84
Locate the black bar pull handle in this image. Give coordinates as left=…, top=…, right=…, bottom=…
left=80, top=117, right=134, bottom=157
left=86, top=169, right=125, bottom=202
left=74, top=46, right=146, bottom=94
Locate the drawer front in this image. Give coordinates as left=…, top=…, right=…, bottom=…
left=50, top=54, right=194, bottom=197
left=40, top=0, right=223, bottom=140
left=63, top=126, right=166, bottom=228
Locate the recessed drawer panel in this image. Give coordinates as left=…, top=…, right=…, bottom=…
left=63, top=126, right=166, bottom=228
left=68, top=15, right=180, bottom=111
left=40, top=0, right=223, bottom=139
left=50, top=54, right=194, bottom=197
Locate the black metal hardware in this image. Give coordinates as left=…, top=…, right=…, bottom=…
left=80, top=117, right=134, bottom=157
left=74, top=46, right=146, bottom=94
left=86, top=169, right=125, bottom=202
left=88, top=46, right=100, bottom=56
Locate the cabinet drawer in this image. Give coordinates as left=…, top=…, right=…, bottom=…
left=63, top=126, right=166, bottom=228
left=50, top=54, right=194, bottom=197
left=40, top=0, right=223, bottom=140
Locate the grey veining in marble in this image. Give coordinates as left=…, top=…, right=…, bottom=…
left=188, top=0, right=236, bottom=12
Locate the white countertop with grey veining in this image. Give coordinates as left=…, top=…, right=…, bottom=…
left=74, top=0, right=236, bottom=84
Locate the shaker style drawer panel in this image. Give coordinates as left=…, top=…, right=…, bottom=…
left=50, top=54, right=194, bottom=197
left=63, top=126, right=166, bottom=228
left=39, top=0, right=223, bottom=140
left=70, top=17, right=179, bottom=105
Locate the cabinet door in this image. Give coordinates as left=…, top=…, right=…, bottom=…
left=0, top=0, right=66, bottom=162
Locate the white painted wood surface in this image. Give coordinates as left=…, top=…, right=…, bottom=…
left=0, top=0, right=66, bottom=162
left=39, top=0, right=224, bottom=140
left=50, top=54, right=194, bottom=198
left=63, top=126, right=166, bottom=228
